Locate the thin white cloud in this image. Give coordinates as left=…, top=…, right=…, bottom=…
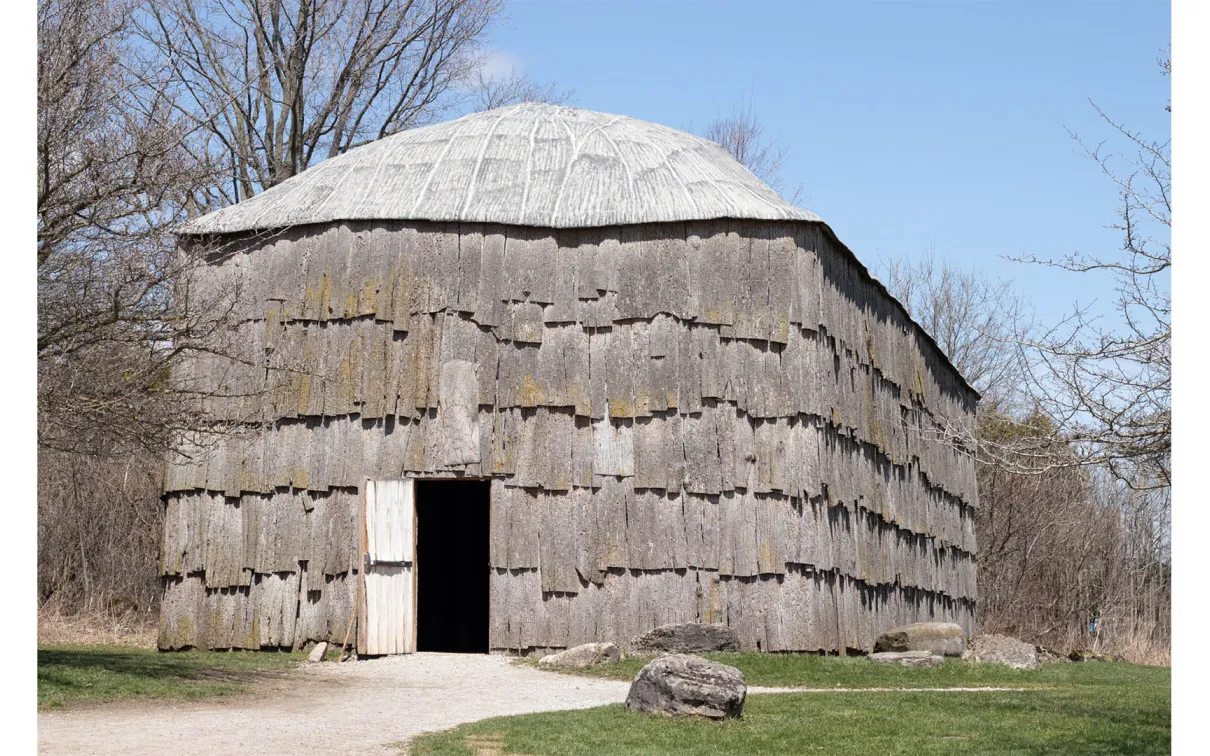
left=476, top=48, right=523, bottom=81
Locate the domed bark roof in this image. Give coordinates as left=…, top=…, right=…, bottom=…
left=181, top=103, right=818, bottom=235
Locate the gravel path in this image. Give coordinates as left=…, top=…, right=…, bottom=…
left=38, top=653, right=631, bottom=756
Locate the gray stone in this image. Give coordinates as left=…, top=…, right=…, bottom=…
left=625, top=654, right=746, bottom=720
left=308, top=641, right=329, bottom=663
left=963, top=634, right=1041, bottom=670
left=538, top=642, right=621, bottom=668
left=900, top=655, right=945, bottom=669
left=867, top=650, right=945, bottom=668
left=874, top=622, right=966, bottom=657
left=631, top=623, right=739, bottom=654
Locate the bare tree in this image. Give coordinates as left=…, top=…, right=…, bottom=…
left=466, top=66, right=572, bottom=112
left=1014, top=50, right=1171, bottom=490
left=38, top=0, right=232, bottom=456
left=37, top=0, right=231, bottom=626
left=703, top=102, right=803, bottom=204
left=134, top=0, right=504, bottom=207
left=39, top=0, right=512, bottom=623
left=880, top=251, right=1032, bottom=409
left=881, top=252, right=1168, bottom=663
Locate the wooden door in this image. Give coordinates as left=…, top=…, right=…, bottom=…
left=358, top=478, right=416, bottom=654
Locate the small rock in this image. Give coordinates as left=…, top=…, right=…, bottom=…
left=963, top=634, right=1041, bottom=670
left=308, top=641, right=329, bottom=663
left=626, top=654, right=746, bottom=720
left=868, top=650, right=945, bottom=668
left=632, top=623, right=739, bottom=654
left=538, top=642, right=621, bottom=668
left=874, top=622, right=966, bottom=657
left=900, top=655, right=946, bottom=669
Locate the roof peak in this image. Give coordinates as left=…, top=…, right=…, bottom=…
left=182, top=104, right=818, bottom=235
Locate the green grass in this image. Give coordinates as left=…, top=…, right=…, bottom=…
left=414, top=658, right=1169, bottom=755
left=517, top=651, right=1122, bottom=689
left=38, top=645, right=314, bottom=710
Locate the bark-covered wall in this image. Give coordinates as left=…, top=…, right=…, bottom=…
left=159, top=218, right=979, bottom=653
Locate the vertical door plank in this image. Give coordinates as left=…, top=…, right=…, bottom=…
left=362, top=478, right=416, bottom=655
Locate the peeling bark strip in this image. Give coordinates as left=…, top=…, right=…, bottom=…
left=163, top=217, right=978, bottom=653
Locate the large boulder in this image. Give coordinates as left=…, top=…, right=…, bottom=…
left=625, top=654, right=746, bottom=720
left=538, top=642, right=621, bottom=668
left=631, top=623, right=739, bottom=654
left=963, top=634, right=1041, bottom=670
left=867, top=650, right=945, bottom=668
left=874, top=622, right=966, bottom=657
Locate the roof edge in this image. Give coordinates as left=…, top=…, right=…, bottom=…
left=810, top=220, right=981, bottom=402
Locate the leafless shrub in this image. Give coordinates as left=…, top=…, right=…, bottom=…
left=977, top=451, right=1169, bottom=664
left=37, top=447, right=165, bottom=621
left=38, top=606, right=159, bottom=648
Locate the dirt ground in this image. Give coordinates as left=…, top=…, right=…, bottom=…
left=38, top=653, right=632, bottom=755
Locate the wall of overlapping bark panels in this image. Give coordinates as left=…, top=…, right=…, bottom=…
left=159, top=217, right=979, bottom=655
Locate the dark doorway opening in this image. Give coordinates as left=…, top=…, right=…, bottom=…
left=415, top=479, right=490, bottom=653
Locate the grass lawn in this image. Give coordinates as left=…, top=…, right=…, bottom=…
left=37, top=645, right=316, bottom=710
left=517, top=651, right=1113, bottom=688
left=413, top=656, right=1169, bottom=755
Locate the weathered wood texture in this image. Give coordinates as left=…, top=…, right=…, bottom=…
left=160, top=219, right=979, bottom=652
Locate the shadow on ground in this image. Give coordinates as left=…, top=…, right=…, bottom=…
left=38, top=646, right=299, bottom=709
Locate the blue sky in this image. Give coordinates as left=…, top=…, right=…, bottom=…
left=482, top=0, right=1171, bottom=324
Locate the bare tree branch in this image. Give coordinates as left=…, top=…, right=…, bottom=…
left=1008, top=52, right=1171, bottom=491
left=133, top=0, right=503, bottom=206
left=702, top=101, right=805, bottom=206
left=465, top=66, right=572, bottom=112
left=38, top=0, right=236, bottom=456
left=879, top=250, right=1033, bottom=410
